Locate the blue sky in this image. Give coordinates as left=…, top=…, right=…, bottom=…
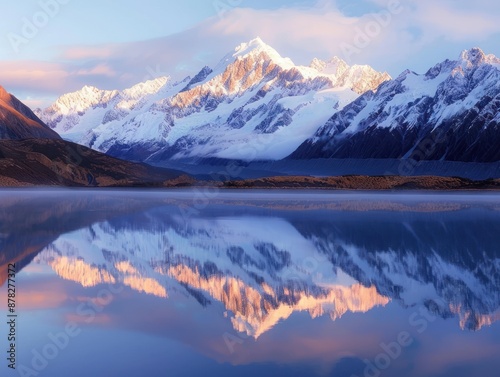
left=1, top=0, right=500, bottom=107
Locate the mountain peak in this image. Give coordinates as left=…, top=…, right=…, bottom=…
left=459, top=47, right=500, bottom=68
left=80, top=85, right=102, bottom=94
left=0, top=85, right=9, bottom=100
left=212, top=37, right=294, bottom=77
left=310, top=58, right=326, bottom=71
left=124, top=76, right=170, bottom=97
left=234, top=37, right=267, bottom=53
left=460, top=47, right=486, bottom=66
left=232, top=36, right=286, bottom=62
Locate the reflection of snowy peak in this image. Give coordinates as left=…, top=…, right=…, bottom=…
left=33, top=206, right=500, bottom=336
left=291, top=48, right=500, bottom=162
left=292, top=210, right=500, bottom=331
left=36, top=38, right=390, bottom=162
left=34, top=214, right=390, bottom=338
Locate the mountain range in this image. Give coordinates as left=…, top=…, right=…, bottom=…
left=1, top=38, right=500, bottom=185
left=291, top=48, right=500, bottom=163
left=35, top=37, right=390, bottom=162
left=33, top=39, right=500, bottom=168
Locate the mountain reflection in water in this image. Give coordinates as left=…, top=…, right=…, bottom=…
left=1, top=190, right=499, bottom=377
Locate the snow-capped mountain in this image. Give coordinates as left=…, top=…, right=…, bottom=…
left=29, top=200, right=500, bottom=336
left=36, top=38, right=390, bottom=162
left=36, top=77, right=181, bottom=160
left=290, top=48, right=500, bottom=163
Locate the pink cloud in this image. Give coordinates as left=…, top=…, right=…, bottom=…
left=0, top=61, right=70, bottom=93
left=76, top=63, right=116, bottom=77
left=207, top=6, right=364, bottom=62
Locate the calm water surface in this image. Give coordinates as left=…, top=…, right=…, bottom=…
left=1, top=190, right=499, bottom=377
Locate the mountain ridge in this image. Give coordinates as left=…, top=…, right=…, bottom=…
left=35, top=37, right=391, bottom=162
left=290, top=47, right=500, bottom=163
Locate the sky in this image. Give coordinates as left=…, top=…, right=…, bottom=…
left=1, top=0, right=500, bottom=108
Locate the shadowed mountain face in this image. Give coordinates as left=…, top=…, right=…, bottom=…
left=0, top=139, right=192, bottom=187
left=2, top=191, right=499, bottom=336
left=0, top=86, right=60, bottom=140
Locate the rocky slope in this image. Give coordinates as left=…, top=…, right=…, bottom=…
left=0, top=139, right=191, bottom=187
left=0, top=85, right=60, bottom=140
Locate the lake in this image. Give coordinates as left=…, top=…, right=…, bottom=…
left=1, top=189, right=499, bottom=377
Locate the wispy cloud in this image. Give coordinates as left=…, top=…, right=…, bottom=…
left=75, top=63, right=116, bottom=77
left=0, top=61, right=70, bottom=93
left=61, top=45, right=118, bottom=60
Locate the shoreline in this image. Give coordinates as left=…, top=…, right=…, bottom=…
left=1, top=174, right=500, bottom=191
